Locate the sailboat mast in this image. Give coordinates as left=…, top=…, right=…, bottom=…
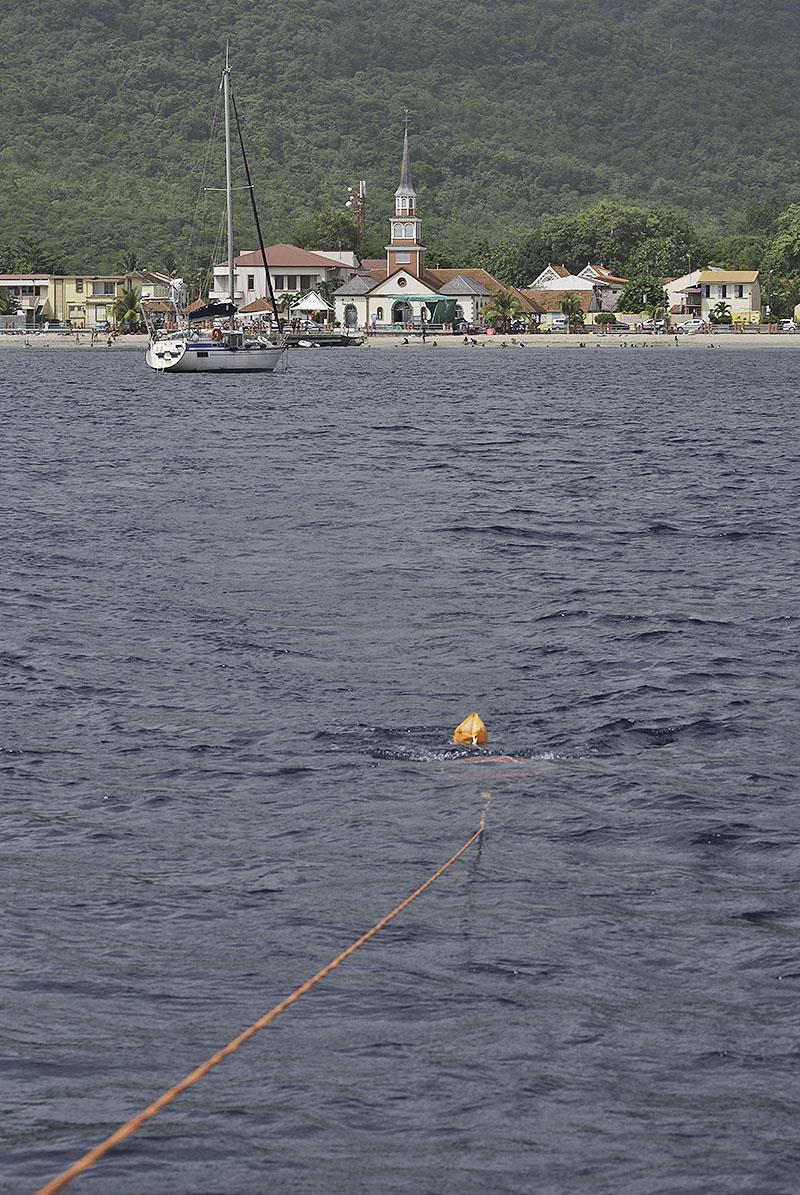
left=222, top=46, right=235, bottom=306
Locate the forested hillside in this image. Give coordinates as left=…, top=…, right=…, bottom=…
left=2, top=0, right=800, bottom=274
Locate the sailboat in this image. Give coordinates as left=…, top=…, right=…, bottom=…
left=145, top=51, right=287, bottom=374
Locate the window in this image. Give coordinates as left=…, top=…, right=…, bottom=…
left=75, top=279, right=83, bottom=293
left=247, top=274, right=255, bottom=289
left=703, top=284, right=711, bottom=298
left=396, top=251, right=411, bottom=264
left=273, top=275, right=285, bottom=290
left=393, top=223, right=403, bottom=239
left=720, top=284, right=728, bottom=299
left=287, top=275, right=297, bottom=290
left=736, top=284, right=744, bottom=299
left=376, top=307, right=384, bottom=320
left=300, top=275, right=311, bottom=290
left=404, top=223, right=414, bottom=238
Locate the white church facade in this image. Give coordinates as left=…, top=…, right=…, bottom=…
left=333, top=125, right=530, bottom=333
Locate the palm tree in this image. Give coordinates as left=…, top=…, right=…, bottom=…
left=111, top=286, right=142, bottom=333
left=118, top=250, right=141, bottom=291
left=316, top=277, right=342, bottom=305
left=278, top=292, right=294, bottom=314
left=645, top=301, right=667, bottom=330
left=483, top=289, right=522, bottom=333
left=711, top=300, right=732, bottom=325
left=559, top=291, right=585, bottom=332
left=162, top=251, right=179, bottom=280
left=0, top=286, right=19, bottom=316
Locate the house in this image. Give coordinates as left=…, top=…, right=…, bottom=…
left=664, top=269, right=702, bottom=316
left=333, top=126, right=538, bottom=332
left=526, top=262, right=627, bottom=311
left=697, top=269, right=761, bottom=323
left=578, top=263, right=628, bottom=311
left=0, top=274, right=126, bottom=327
left=517, top=288, right=597, bottom=329
left=528, top=264, right=572, bottom=288
left=210, top=244, right=350, bottom=307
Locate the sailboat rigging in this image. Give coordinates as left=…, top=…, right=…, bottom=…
left=145, top=49, right=288, bottom=374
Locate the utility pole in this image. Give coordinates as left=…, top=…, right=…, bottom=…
left=345, top=180, right=367, bottom=238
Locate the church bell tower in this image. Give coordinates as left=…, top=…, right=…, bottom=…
left=386, top=118, right=426, bottom=277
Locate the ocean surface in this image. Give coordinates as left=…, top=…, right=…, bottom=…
left=2, top=343, right=798, bottom=1194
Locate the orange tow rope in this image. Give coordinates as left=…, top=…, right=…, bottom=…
left=37, top=807, right=489, bottom=1194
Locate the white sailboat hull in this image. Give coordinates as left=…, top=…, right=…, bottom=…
left=146, top=337, right=287, bottom=373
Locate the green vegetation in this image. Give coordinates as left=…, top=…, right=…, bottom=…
left=111, top=286, right=143, bottom=332
left=559, top=292, right=585, bottom=332
left=483, top=289, right=524, bottom=332
left=0, top=287, right=19, bottom=315
left=2, top=0, right=800, bottom=294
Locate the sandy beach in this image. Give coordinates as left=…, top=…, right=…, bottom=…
left=3, top=330, right=800, bottom=352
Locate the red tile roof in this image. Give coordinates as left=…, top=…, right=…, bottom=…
left=519, top=289, right=594, bottom=313
left=219, top=244, right=341, bottom=269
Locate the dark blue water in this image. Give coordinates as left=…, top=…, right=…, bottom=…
left=2, top=344, right=799, bottom=1194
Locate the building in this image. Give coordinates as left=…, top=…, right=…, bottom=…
left=517, top=289, right=597, bottom=329
left=578, top=263, right=628, bottom=310
left=210, top=244, right=351, bottom=308
left=526, top=262, right=627, bottom=312
left=0, top=273, right=126, bottom=327
left=333, top=125, right=534, bottom=332
left=664, top=269, right=702, bottom=317
left=697, top=269, right=761, bottom=323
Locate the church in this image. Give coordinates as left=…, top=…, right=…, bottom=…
left=333, top=126, right=534, bottom=333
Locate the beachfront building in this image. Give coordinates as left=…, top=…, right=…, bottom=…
left=528, top=264, right=572, bottom=288
left=698, top=269, right=761, bottom=324
left=209, top=244, right=352, bottom=308
left=664, top=269, right=702, bottom=317
left=526, top=263, right=626, bottom=312
left=333, top=126, right=539, bottom=332
left=578, top=263, right=627, bottom=310
left=0, top=273, right=127, bottom=327
left=517, top=288, right=599, bottom=329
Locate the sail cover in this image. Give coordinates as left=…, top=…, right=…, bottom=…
left=187, top=301, right=237, bottom=322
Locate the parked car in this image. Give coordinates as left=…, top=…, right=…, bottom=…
left=779, top=318, right=798, bottom=331
left=641, top=319, right=666, bottom=331
left=677, top=317, right=705, bottom=332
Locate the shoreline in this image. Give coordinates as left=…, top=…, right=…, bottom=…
left=3, top=330, right=800, bottom=351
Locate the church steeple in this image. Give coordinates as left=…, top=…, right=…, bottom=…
left=387, top=115, right=425, bottom=277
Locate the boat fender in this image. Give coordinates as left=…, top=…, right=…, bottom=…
left=453, top=712, right=488, bottom=746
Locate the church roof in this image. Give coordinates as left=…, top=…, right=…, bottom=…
left=335, top=274, right=376, bottom=295
left=395, top=125, right=415, bottom=197
left=436, top=273, right=494, bottom=296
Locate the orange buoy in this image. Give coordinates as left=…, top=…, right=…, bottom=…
left=453, top=712, right=488, bottom=746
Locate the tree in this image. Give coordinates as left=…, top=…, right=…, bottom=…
left=316, top=277, right=342, bottom=305
left=11, top=235, right=66, bottom=274
left=710, top=301, right=732, bottom=325
left=595, top=311, right=616, bottom=326
left=293, top=209, right=360, bottom=254
left=618, top=277, right=668, bottom=313
left=763, top=204, right=800, bottom=276
left=482, top=289, right=523, bottom=332
left=0, top=287, right=19, bottom=316
left=559, top=291, right=584, bottom=331
left=111, top=286, right=142, bottom=332
left=645, top=300, right=667, bottom=329
left=117, top=250, right=141, bottom=282
left=162, top=251, right=179, bottom=279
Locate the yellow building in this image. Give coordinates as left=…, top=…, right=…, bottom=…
left=0, top=274, right=125, bottom=327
